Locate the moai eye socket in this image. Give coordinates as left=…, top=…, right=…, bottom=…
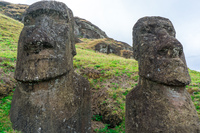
left=158, top=47, right=169, bottom=56
left=140, top=26, right=152, bottom=34
left=24, top=17, right=30, bottom=25
left=24, top=16, right=34, bottom=26
left=159, top=23, right=175, bottom=37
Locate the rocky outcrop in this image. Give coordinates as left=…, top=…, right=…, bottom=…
left=126, top=16, right=200, bottom=133
left=0, top=2, right=107, bottom=40
left=0, top=1, right=10, bottom=6
left=0, top=1, right=133, bottom=59
left=76, top=38, right=133, bottom=58
left=94, top=38, right=133, bottom=58
left=0, top=1, right=28, bottom=21
left=74, top=17, right=108, bottom=39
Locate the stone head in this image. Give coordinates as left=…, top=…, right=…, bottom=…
left=15, top=1, right=76, bottom=82
left=133, top=16, right=191, bottom=86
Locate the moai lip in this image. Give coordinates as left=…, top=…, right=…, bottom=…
left=14, top=1, right=76, bottom=82
left=126, top=16, right=200, bottom=133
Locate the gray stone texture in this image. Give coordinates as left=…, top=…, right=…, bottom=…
left=126, top=16, right=200, bottom=133
left=14, top=1, right=76, bottom=82
left=94, top=39, right=133, bottom=58
left=74, top=17, right=108, bottom=39
left=10, top=1, right=91, bottom=132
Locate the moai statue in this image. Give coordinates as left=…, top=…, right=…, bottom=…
left=10, top=1, right=91, bottom=132
left=126, top=17, right=200, bottom=133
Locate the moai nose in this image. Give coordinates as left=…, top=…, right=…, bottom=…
left=168, top=39, right=183, bottom=58
left=156, top=28, right=183, bottom=58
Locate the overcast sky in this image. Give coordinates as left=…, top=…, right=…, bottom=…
left=4, top=0, right=200, bottom=71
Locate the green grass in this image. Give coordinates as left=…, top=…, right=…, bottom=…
left=73, top=47, right=137, bottom=133
left=0, top=13, right=23, bottom=60
left=0, top=93, right=14, bottom=132
left=0, top=13, right=22, bottom=132
left=92, top=115, right=103, bottom=121
left=0, top=13, right=200, bottom=132
left=74, top=45, right=138, bottom=75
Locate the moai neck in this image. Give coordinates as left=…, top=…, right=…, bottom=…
left=138, top=76, right=191, bottom=109
left=17, top=70, right=74, bottom=93
left=138, top=76, right=186, bottom=91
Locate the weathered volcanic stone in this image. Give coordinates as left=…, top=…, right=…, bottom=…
left=14, top=1, right=76, bottom=82
left=126, top=16, right=200, bottom=133
left=10, top=1, right=91, bottom=133
left=94, top=38, right=132, bottom=58
left=74, top=17, right=108, bottom=39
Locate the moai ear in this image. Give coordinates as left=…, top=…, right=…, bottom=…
left=68, top=8, right=76, bottom=57
left=71, top=39, right=77, bottom=56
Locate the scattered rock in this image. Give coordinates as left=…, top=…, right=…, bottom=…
left=0, top=68, right=15, bottom=98
left=187, top=87, right=199, bottom=95
left=80, top=68, right=101, bottom=79
left=0, top=57, right=16, bottom=98
left=91, top=121, right=105, bottom=133
left=120, top=50, right=133, bottom=59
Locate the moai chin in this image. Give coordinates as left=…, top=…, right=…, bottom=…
left=126, top=17, right=200, bottom=133
left=10, top=1, right=91, bottom=133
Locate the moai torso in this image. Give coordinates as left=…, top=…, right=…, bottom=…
left=10, top=1, right=91, bottom=133
left=126, top=17, right=200, bottom=133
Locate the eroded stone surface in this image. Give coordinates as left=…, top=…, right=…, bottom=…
left=14, top=0, right=76, bottom=82
left=10, top=1, right=91, bottom=133
left=126, top=16, right=200, bottom=133
left=74, top=17, right=108, bottom=39
left=94, top=38, right=133, bottom=58
left=132, top=16, right=190, bottom=86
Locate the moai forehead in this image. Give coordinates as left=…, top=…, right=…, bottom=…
left=133, top=16, right=191, bottom=86
left=25, top=0, right=70, bottom=15
left=14, top=1, right=76, bottom=82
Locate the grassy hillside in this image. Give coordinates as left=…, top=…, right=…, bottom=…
left=0, top=13, right=200, bottom=132
left=0, top=1, right=28, bottom=22
left=0, top=13, right=23, bottom=58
